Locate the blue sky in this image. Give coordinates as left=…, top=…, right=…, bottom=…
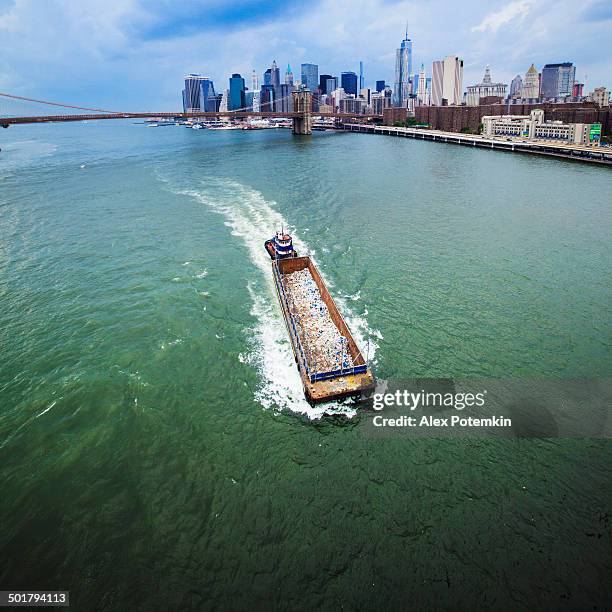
left=0, top=0, right=610, bottom=111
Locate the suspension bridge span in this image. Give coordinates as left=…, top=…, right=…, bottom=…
left=0, top=90, right=381, bottom=135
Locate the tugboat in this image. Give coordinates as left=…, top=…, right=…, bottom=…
left=264, top=230, right=297, bottom=260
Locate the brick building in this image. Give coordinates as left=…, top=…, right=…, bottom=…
left=383, top=107, right=408, bottom=125
left=415, top=102, right=612, bottom=136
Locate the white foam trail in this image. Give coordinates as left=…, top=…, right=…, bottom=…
left=342, top=290, right=361, bottom=301
left=35, top=400, right=57, bottom=419
left=245, top=281, right=332, bottom=417
left=172, top=178, right=380, bottom=419
left=160, top=339, right=183, bottom=350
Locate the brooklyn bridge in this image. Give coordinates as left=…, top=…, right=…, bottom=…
left=0, top=90, right=381, bottom=135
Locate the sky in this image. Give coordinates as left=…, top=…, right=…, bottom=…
left=0, top=0, right=611, bottom=112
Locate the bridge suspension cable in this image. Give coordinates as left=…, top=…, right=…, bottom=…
left=1, top=88, right=381, bottom=126
left=1, top=84, right=357, bottom=116
left=0, top=92, right=122, bottom=114
left=218, top=91, right=297, bottom=115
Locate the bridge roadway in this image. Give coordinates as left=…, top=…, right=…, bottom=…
left=1, top=111, right=381, bottom=127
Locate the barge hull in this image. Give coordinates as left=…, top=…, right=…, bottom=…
left=272, top=256, right=375, bottom=403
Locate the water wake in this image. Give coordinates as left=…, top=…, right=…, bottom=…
left=170, top=178, right=380, bottom=419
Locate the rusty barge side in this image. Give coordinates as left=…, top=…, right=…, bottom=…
left=272, top=256, right=375, bottom=403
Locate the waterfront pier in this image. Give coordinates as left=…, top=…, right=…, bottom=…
left=342, top=123, right=612, bottom=166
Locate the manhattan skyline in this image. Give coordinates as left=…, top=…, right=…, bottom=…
left=0, top=0, right=611, bottom=111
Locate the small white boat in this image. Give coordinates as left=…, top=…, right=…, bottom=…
left=191, top=124, right=203, bottom=130
left=209, top=125, right=240, bottom=130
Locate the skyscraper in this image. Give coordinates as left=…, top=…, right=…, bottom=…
left=228, top=73, right=246, bottom=110
left=285, top=64, right=294, bottom=86
left=540, top=63, right=575, bottom=98
left=219, top=89, right=229, bottom=112
left=251, top=70, right=260, bottom=111
left=442, top=56, right=463, bottom=105
left=431, top=60, right=444, bottom=106
left=430, top=56, right=463, bottom=106
left=521, top=64, right=540, bottom=99
left=330, top=87, right=346, bottom=110
left=376, top=80, right=386, bottom=93
left=271, top=60, right=280, bottom=87
left=416, top=64, right=427, bottom=105
left=271, top=60, right=281, bottom=111
left=370, top=91, right=383, bottom=114
left=260, top=85, right=274, bottom=111
left=279, top=85, right=294, bottom=112
left=371, top=89, right=393, bottom=114
left=325, top=77, right=338, bottom=95
left=341, top=71, right=358, bottom=96
left=301, top=63, right=318, bottom=91
left=182, top=75, right=217, bottom=112
left=509, top=74, right=522, bottom=98
left=183, top=74, right=203, bottom=111
left=393, top=25, right=412, bottom=107
left=319, top=74, right=332, bottom=94
left=589, top=86, right=610, bottom=107
left=279, top=64, right=295, bottom=112
left=359, top=61, right=364, bottom=91
left=410, top=73, right=418, bottom=95
left=202, top=78, right=218, bottom=111
left=252, top=92, right=260, bottom=112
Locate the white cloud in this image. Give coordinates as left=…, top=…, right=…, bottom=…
left=0, top=0, right=609, bottom=110
left=0, top=0, right=22, bottom=31
left=472, top=0, right=532, bottom=33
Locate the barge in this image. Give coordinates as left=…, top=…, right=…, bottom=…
left=265, top=231, right=375, bottom=403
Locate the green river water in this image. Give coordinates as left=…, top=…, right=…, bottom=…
left=0, top=121, right=611, bottom=610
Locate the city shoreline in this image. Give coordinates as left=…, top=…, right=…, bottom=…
left=341, top=123, right=612, bottom=166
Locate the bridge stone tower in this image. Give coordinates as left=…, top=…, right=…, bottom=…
left=292, top=89, right=312, bottom=135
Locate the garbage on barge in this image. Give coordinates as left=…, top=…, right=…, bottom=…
left=267, top=232, right=375, bottom=403
left=283, top=268, right=355, bottom=373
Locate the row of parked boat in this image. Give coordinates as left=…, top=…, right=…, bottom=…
left=145, top=119, right=337, bottom=131
left=145, top=118, right=292, bottom=130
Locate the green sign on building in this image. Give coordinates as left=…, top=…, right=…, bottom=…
left=589, top=123, right=602, bottom=143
